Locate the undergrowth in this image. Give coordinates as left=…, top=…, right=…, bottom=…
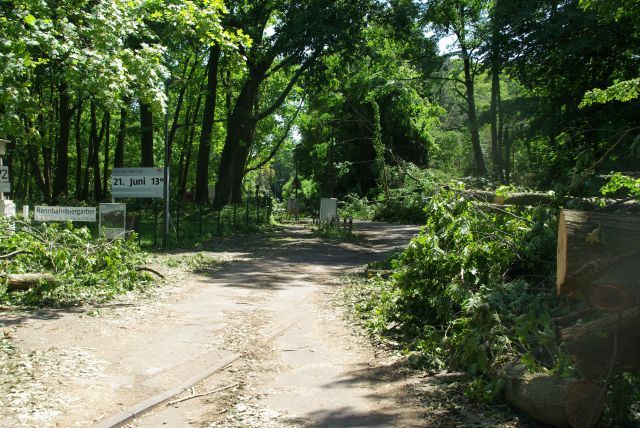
left=0, top=220, right=152, bottom=306
left=346, top=183, right=640, bottom=424
left=311, top=222, right=357, bottom=241
left=348, top=185, right=561, bottom=391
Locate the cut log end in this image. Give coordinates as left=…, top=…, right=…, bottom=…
left=501, top=363, right=605, bottom=428
left=557, top=210, right=568, bottom=294
left=565, top=380, right=606, bottom=428
left=586, top=283, right=633, bottom=312
left=556, top=209, right=640, bottom=311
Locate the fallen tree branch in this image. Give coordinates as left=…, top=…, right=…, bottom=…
left=0, top=250, right=32, bottom=260
left=167, top=382, right=240, bottom=406
left=552, top=307, right=595, bottom=328
left=136, top=266, right=165, bottom=279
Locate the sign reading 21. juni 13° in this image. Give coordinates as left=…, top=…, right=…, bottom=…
left=111, top=168, right=167, bottom=198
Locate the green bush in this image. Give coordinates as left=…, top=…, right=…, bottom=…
left=0, top=220, right=152, bottom=306
left=338, top=193, right=378, bottom=220
left=352, top=183, right=563, bottom=391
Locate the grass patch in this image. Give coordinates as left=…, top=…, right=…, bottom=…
left=311, top=222, right=357, bottom=241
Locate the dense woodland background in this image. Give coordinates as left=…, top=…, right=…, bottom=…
left=0, top=0, right=637, bottom=208
left=2, top=1, right=640, bottom=425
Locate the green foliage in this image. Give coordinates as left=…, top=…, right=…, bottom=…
left=338, top=194, right=378, bottom=220
left=350, top=184, right=561, bottom=396
left=0, top=221, right=151, bottom=306
left=311, top=222, right=356, bottom=241
left=600, top=172, right=640, bottom=199
left=580, top=78, right=640, bottom=107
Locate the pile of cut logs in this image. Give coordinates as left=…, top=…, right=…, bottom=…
left=503, top=209, right=640, bottom=428
left=455, top=189, right=640, bottom=427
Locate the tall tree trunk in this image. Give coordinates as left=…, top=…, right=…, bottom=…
left=91, top=107, right=107, bottom=201
left=504, top=126, right=511, bottom=184
left=53, top=82, right=71, bottom=201
left=102, top=111, right=111, bottom=198
left=83, top=101, right=98, bottom=200
left=195, top=43, right=221, bottom=203
left=179, top=83, right=204, bottom=197
left=28, top=148, right=49, bottom=203
left=42, top=146, right=52, bottom=203
left=213, top=50, right=316, bottom=209
left=140, top=103, right=154, bottom=167
left=489, top=22, right=504, bottom=182
left=168, top=57, right=198, bottom=165
left=214, top=73, right=261, bottom=208
left=460, top=41, right=487, bottom=176
left=114, top=106, right=127, bottom=168
left=75, top=100, right=84, bottom=200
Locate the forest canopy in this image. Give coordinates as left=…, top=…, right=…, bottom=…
left=0, top=0, right=638, bottom=206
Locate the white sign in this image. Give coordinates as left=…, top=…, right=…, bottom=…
left=99, top=203, right=126, bottom=239
left=34, top=206, right=97, bottom=222
left=111, top=168, right=167, bottom=198
left=0, top=166, right=9, bottom=193
left=0, top=200, right=15, bottom=218
left=320, top=198, right=338, bottom=221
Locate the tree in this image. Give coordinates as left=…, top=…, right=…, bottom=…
left=422, top=0, right=489, bottom=176
left=212, top=0, right=372, bottom=208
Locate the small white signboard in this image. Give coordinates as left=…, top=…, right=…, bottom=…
left=99, top=203, right=126, bottom=239
left=320, top=198, right=338, bottom=221
left=0, top=200, right=15, bottom=218
left=112, top=168, right=167, bottom=198
left=34, top=206, right=97, bottom=222
left=208, top=185, right=216, bottom=203
left=287, top=199, right=300, bottom=215
left=0, top=166, right=10, bottom=193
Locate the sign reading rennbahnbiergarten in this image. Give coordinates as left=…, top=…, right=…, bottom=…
left=111, top=167, right=167, bottom=198
left=34, top=206, right=97, bottom=222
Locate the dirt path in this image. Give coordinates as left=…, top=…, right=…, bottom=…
left=1, top=222, right=425, bottom=427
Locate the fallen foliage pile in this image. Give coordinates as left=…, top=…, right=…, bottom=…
left=346, top=183, right=640, bottom=426
left=0, top=220, right=151, bottom=306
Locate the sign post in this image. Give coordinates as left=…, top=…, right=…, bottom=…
left=0, top=139, right=15, bottom=221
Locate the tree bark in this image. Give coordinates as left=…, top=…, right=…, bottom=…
left=82, top=101, right=97, bottom=200
left=114, top=106, right=127, bottom=168
left=195, top=43, right=221, bottom=203
left=501, top=363, right=604, bottom=428
left=74, top=100, right=84, bottom=200
left=7, top=273, right=59, bottom=292
left=489, top=50, right=503, bottom=182
left=102, top=110, right=111, bottom=198
left=53, top=82, right=71, bottom=201
left=557, top=209, right=640, bottom=311
left=214, top=70, right=261, bottom=208
left=168, top=57, right=198, bottom=165
left=178, top=85, right=203, bottom=197
left=140, top=103, right=154, bottom=167
left=561, top=308, right=640, bottom=379
left=460, top=41, right=487, bottom=176
left=92, top=108, right=106, bottom=201
left=42, top=146, right=52, bottom=203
